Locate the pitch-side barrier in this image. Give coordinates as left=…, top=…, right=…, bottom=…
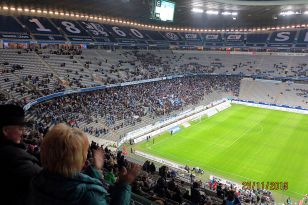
left=117, top=99, right=231, bottom=147
left=134, top=150, right=188, bottom=172
left=232, top=99, right=308, bottom=114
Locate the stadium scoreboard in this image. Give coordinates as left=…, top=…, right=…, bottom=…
left=151, top=0, right=175, bottom=22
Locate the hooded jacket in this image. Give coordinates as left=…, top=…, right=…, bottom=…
left=28, top=166, right=132, bottom=205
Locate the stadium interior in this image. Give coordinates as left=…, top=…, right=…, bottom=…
left=0, top=0, right=308, bottom=205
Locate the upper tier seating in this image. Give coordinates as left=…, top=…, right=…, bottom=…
left=26, top=75, right=240, bottom=141
left=239, top=78, right=308, bottom=109
left=1, top=48, right=307, bottom=101
left=0, top=49, right=64, bottom=102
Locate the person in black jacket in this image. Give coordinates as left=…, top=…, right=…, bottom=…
left=0, top=104, right=42, bottom=205
left=172, top=186, right=183, bottom=204
left=191, top=182, right=203, bottom=205
left=155, top=166, right=171, bottom=198
left=149, top=162, right=156, bottom=174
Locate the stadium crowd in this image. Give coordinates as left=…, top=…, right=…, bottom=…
left=26, top=75, right=240, bottom=139
left=0, top=104, right=278, bottom=205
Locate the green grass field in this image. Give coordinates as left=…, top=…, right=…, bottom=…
left=135, top=104, right=308, bottom=199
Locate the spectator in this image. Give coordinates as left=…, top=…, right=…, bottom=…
left=191, top=182, right=203, bottom=205
left=149, top=162, right=156, bottom=174
left=172, top=187, right=183, bottom=204
left=183, top=190, right=191, bottom=201
left=104, top=167, right=116, bottom=185
left=28, top=123, right=140, bottom=205
left=155, top=166, right=170, bottom=198
left=168, top=178, right=176, bottom=191
left=217, top=183, right=223, bottom=199
left=0, top=104, right=42, bottom=205
left=225, top=190, right=237, bottom=205
left=142, top=160, right=150, bottom=172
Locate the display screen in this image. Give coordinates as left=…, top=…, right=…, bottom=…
left=153, top=0, right=175, bottom=22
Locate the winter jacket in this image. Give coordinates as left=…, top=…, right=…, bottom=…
left=29, top=166, right=132, bottom=205
left=0, top=139, right=42, bottom=205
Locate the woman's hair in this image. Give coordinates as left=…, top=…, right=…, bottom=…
left=40, top=123, right=89, bottom=177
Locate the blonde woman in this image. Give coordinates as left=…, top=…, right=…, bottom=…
left=29, top=123, right=140, bottom=205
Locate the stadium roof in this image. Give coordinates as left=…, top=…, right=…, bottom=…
left=2, top=0, right=308, bottom=29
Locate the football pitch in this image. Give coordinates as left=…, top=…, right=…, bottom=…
left=135, top=104, right=308, bottom=199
